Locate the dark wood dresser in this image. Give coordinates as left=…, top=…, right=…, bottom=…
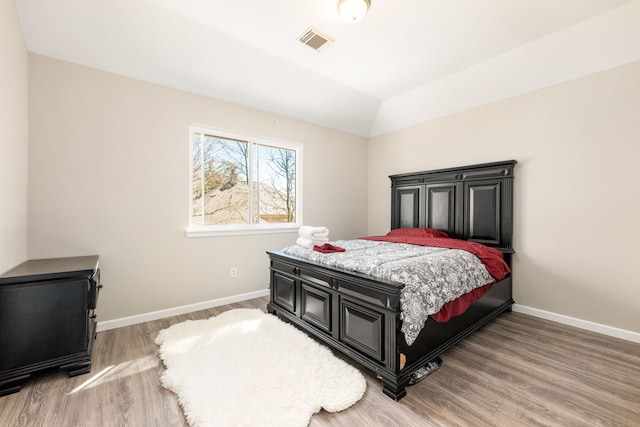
left=0, top=255, right=101, bottom=396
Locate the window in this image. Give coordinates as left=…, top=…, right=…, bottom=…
left=187, top=125, right=302, bottom=236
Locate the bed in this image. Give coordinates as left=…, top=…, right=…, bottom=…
left=266, top=160, right=516, bottom=400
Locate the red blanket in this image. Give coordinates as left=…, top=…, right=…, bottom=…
left=313, top=243, right=346, bottom=253
left=360, top=235, right=511, bottom=322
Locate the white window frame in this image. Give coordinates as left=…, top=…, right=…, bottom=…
left=186, top=125, right=303, bottom=237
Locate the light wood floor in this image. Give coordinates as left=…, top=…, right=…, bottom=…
left=1, top=296, right=638, bottom=426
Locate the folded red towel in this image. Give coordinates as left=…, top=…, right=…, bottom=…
left=313, top=243, right=345, bottom=254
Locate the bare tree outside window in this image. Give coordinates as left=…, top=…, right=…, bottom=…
left=190, top=128, right=300, bottom=229
left=257, top=145, right=296, bottom=223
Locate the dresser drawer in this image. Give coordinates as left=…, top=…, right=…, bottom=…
left=88, top=269, right=101, bottom=310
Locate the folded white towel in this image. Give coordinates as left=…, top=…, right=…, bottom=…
left=299, top=226, right=330, bottom=239
left=296, top=237, right=312, bottom=249
left=313, top=237, right=329, bottom=245
left=296, top=237, right=329, bottom=249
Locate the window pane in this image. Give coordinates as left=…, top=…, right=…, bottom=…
left=255, top=144, right=296, bottom=223
left=191, top=134, right=251, bottom=225
left=191, top=133, right=204, bottom=225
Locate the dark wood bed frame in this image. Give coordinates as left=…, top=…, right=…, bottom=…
left=267, top=160, right=516, bottom=400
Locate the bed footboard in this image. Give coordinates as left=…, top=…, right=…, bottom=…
left=267, top=160, right=516, bottom=400
left=266, top=250, right=513, bottom=400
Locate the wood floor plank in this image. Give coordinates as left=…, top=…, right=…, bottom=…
left=1, top=297, right=638, bottom=427
left=453, top=339, right=630, bottom=424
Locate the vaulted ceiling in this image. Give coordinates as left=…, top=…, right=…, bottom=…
left=15, top=0, right=640, bottom=137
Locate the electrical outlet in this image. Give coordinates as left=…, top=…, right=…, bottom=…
left=230, top=267, right=237, bottom=278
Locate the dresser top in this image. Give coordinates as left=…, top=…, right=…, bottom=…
left=0, top=255, right=99, bottom=285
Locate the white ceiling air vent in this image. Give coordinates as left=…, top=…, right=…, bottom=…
left=298, top=27, right=335, bottom=52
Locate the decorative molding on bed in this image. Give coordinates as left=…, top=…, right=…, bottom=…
left=95, top=288, right=270, bottom=332
left=390, top=160, right=516, bottom=254
left=512, top=304, right=640, bottom=344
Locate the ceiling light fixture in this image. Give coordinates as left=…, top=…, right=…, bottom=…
left=337, top=0, right=370, bottom=23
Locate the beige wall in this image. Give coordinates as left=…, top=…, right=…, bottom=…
left=368, top=60, right=640, bottom=333
left=19, top=39, right=640, bottom=335
left=28, top=54, right=368, bottom=322
left=0, top=0, right=29, bottom=273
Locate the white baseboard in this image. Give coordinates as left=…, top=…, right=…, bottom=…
left=96, top=289, right=270, bottom=332
left=512, top=304, right=640, bottom=344
left=96, top=292, right=640, bottom=345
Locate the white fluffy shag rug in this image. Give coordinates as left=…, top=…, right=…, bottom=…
left=155, top=308, right=366, bottom=427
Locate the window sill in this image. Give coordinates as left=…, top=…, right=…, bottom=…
left=185, top=224, right=300, bottom=238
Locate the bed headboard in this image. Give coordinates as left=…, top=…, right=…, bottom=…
left=390, top=160, right=516, bottom=255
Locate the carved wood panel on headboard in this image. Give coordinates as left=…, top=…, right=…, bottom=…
left=390, top=160, right=516, bottom=253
